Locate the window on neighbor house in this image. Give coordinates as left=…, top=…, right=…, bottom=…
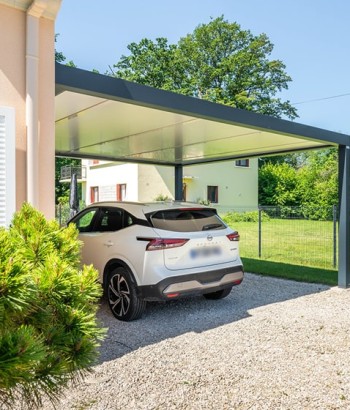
left=207, top=186, right=218, bottom=203
left=117, top=184, right=127, bottom=201
left=235, top=159, right=250, bottom=167
left=90, top=186, right=99, bottom=203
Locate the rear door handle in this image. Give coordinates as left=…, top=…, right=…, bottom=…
left=104, top=241, right=114, bottom=247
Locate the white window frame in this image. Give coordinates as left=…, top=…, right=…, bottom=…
left=0, top=106, right=16, bottom=227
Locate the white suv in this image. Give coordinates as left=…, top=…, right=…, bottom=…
left=69, top=201, right=244, bottom=321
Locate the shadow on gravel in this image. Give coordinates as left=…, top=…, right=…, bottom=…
left=96, top=272, right=330, bottom=364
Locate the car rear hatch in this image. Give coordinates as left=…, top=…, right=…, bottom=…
left=146, top=207, right=240, bottom=271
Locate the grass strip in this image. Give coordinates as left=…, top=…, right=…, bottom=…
left=242, top=257, right=338, bottom=286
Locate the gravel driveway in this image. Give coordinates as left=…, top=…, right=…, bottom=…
left=40, top=272, right=350, bottom=409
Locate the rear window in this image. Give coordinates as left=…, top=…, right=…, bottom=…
left=149, top=209, right=226, bottom=232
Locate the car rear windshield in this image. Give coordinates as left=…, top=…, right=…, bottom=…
left=149, top=209, right=226, bottom=232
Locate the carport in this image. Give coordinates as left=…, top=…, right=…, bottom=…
left=55, top=63, right=350, bottom=288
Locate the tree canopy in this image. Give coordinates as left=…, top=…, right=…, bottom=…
left=259, top=148, right=338, bottom=219
left=55, top=34, right=76, bottom=67
left=113, top=16, right=297, bottom=120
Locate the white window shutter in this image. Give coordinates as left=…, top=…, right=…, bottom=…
left=0, top=107, right=16, bottom=228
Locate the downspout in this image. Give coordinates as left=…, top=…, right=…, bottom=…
left=26, top=1, right=46, bottom=207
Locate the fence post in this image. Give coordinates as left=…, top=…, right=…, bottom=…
left=333, top=204, right=337, bottom=268
left=258, top=207, right=262, bottom=258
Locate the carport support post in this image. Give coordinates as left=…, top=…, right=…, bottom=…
left=338, top=145, right=350, bottom=288
left=175, top=165, right=183, bottom=201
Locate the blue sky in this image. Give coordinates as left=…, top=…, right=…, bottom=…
left=55, top=0, right=350, bottom=135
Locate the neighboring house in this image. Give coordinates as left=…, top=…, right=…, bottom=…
left=81, top=158, right=258, bottom=212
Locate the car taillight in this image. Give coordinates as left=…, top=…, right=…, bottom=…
left=226, top=231, right=240, bottom=241
left=146, top=238, right=189, bottom=251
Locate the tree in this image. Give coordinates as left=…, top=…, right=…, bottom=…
left=298, top=148, right=338, bottom=219
left=114, top=37, right=179, bottom=90
left=259, top=162, right=300, bottom=207
left=259, top=148, right=338, bottom=219
left=55, top=34, right=77, bottom=67
left=0, top=204, right=105, bottom=408
left=114, top=16, right=297, bottom=120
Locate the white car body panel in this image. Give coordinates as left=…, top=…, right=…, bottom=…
left=151, top=227, right=239, bottom=271
left=70, top=201, right=243, bottom=295
left=79, top=224, right=159, bottom=284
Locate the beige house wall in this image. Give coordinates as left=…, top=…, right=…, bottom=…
left=138, top=164, right=174, bottom=202
left=38, top=16, right=55, bottom=217
left=0, top=5, right=27, bottom=208
left=183, top=160, right=258, bottom=210
left=0, top=1, right=60, bottom=219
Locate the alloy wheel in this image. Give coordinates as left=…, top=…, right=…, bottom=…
left=108, top=273, right=131, bottom=318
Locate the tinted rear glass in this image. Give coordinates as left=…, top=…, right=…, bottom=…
left=149, top=209, right=226, bottom=232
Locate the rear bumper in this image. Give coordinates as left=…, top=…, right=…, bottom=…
left=138, top=265, right=244, bottom=301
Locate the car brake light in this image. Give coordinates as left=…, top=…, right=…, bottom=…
left=226, top=232, right=240, bottom=241
left=166, top=292, right=180, bottom=298
left=146, top=238, right=189, bottom=251
left=232, top=278, right=243, bottom=285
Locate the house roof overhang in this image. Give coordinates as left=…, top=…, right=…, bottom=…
left=0, top=0, right=62, bottom=19
left=55, top=63, right=350, bottom=166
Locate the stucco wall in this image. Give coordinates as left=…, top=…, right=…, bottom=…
left=183, top=160, right=258, bottom=210
left=0, top=5, right=27, bottom=209
left=0, top=2, right=56, bottom=218
left=38, top=16, right=55, bottom=217
left=138, top=164, right=174, bottom=201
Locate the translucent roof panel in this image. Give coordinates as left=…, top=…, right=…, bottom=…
left=55, top=64, right=349, bottom=165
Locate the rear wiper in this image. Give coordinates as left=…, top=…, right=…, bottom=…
left=202, top=223, right=222, bottom=231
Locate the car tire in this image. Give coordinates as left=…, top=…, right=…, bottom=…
left=107, top=267, right=146, bottom=321
left=203, top=287, right=232, bottom=300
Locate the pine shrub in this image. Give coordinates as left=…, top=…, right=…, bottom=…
left=0, top=203, right=105, bottom=408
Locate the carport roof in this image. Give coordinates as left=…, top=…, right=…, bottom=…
left=55, top=63, right=350, bottom=165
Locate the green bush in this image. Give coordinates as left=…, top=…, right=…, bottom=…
left=154, top=194, right=171, bottom=201
left=0, top=204, right=105, bottom=408
left=197, top=198, right=210, bottom=205
left=221, top=210, right=270, bottom=224
left=300, top=205, right=335, bottom=221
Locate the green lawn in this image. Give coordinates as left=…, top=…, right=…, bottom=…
left=223, top=218, right=338, bottom=286
left=229, top=219, right=336, bottom=269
